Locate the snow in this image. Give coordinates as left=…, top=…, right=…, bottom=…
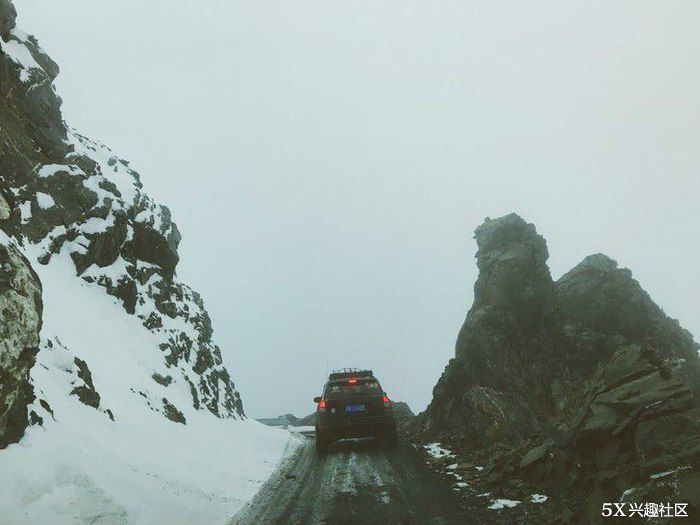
left=68, top=132, right=139, bottom=207
left=289, top=426, right=316, bottom=433
left=36, top=192, right=55, bottom=210
left=531, top=494, right=548, bottom=503
left=649, top=465, right=691, bottom=479
left=37, top=163, right=85, bottom=179
left=0, top=250, right=301, bottom=525
left=77, top=215, right=115, bottom=235
left=0, top=20, right=300, bottom=523
left=423, top=442, right=455, bottom=459
left=18, top=200, right=31, bottom=222
left=488, top=499, right=521, bottom=510
left=0, top=31, right=42, bottom=83
left=81, top=256, right=131, bottom=285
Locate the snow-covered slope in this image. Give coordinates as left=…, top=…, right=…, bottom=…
left=0, top=250, right=299, bottom=524
left=0, top=2, right=299, bottom=523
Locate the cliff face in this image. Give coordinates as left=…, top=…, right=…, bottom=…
left=0, top=0, right=242, bottom=442
left=0, top=188, right=42, bottom=448
left=422, top=214, right=572, bottom=446
left=419, top=213, right=700, bottom=520
left=0, top=4, right=301, bottom=522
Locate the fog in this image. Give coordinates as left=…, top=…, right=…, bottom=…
left=20, top=1, right=699, bottom=417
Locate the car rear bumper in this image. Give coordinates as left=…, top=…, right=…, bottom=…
left=318, top=414, right=395, bottom=438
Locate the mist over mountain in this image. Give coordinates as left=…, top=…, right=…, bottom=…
left=17, top=0, right=700, bottom=419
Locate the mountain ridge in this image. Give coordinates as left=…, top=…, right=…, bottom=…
left=416, top=213, right=700, bottom=521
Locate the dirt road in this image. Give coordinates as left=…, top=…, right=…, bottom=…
left=230, top=435, right=470, bottom=525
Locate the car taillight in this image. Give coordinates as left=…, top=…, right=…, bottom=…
left=318, top=399, right=326, bottom=413
left=382, top=395, right=391, bottom=408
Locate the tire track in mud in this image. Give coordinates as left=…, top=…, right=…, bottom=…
left=230, top=436, right=469, bottom=525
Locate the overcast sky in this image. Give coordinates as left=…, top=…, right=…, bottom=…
left=19, top=1, right=699, bottom=417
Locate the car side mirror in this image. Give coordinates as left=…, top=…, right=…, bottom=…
left=313, top=396, right=321, bottom=403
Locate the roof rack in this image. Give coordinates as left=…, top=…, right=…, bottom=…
left=328, top=368, right=374, bottom=380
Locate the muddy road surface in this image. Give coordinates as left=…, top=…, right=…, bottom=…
left=230, top=435, right=470, bottom=525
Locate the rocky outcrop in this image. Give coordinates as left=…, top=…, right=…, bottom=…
left=421, top=214, right=571, bottom=447
left=558, top=253, right=700, bottom=391
left=0, top=0, right=243, bottom=423
left=70, top=357, right=101, bottom=409
left=0, top=0, right=16, bottom=41
left=484, top=344, right=699, bottom=522
left=0, top=185, right=42, bottom=449
left=418, top=213, right=699, bottom=521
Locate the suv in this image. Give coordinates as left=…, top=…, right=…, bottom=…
left=313, top=369, right=398, bottom=454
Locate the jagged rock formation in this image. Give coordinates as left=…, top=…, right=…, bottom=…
left=0, top=5, right=303, bottom=522
left=0, top=0, right=242, bottom=433
left=0, top=186, right=42, bottom=449
left=419, top=213, right=699, bottom=521
left=422, top=214, right=572, bottom=446
left=558, top=253, right=700, bottom=391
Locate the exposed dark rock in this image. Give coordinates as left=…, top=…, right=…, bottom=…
left=71, top=211, right=128, bottom=273
left=0, top=21, right=68, bottom=156
left=558, top=253, right=700, bottom=391
left=152, top=373, right=172, bottom=387
left=162, top=398, right=186, bottom=425
left=416, top=213, right=700, bottom=522
left=38, top=399, right=54, bottom=419
left=70, top=357, right=101, bottom=409
left=479, top=344, right=699, bottom=522
left=28, top=410, right=41, bottom=426
left=143, top=312, right=163, bottom=330
left=73, top=357, right=95, bottom=390
left=0, top=0, right=17, bottom=41
left=0, top=183, right=42, bottom=449
left=70, top=385, right=100, bottom=409
left=133, top=221, right=180, bottom=277
left=0, top=0, right=245, bottom=421
left=420, top=214, right=568, bottom=447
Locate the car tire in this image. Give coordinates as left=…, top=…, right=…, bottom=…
left=315, top=428, right=329, bottom=455
left=384, top=426, right=398, bottom=449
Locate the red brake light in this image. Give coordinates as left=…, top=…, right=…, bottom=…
left=348, top=378, right=357, bottom=384
left=382, top=395, right=391, bottom=407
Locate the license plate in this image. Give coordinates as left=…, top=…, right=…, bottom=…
left=345, top=403, right=365, bottom=414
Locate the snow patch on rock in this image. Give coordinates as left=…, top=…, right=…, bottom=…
left=36, top=192, right=55, bottom=209
left=488, top=499, right=521, bottom=510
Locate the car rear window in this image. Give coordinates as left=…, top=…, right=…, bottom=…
left=325, top=379, right=381, bottom=398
